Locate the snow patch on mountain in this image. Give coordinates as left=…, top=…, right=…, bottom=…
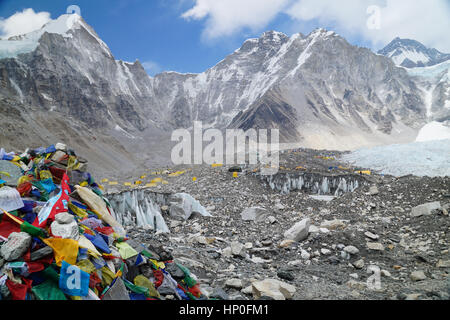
left=390, top=49, right=430, bottom=66
left=115, top=125, right=136, bottom=139
left=9, top=79, right=23, bottom=102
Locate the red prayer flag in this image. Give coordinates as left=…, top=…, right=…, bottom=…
left=6, top=279, right=29, bottom=300
left=33, top=173, right=70, bottom=228
left=0, top=211, right=22, bottom=238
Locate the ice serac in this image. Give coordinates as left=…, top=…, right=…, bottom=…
left=107, top=190, right=170, bottom=233
left=341, top=139, right=450, bottom=177
left=106, top=190, right=212, bottom=232
left=261, top=172, right=367, bottom=196
left=168, top=193, right=212, bottom=221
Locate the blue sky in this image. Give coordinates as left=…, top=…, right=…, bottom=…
left=0, top=0, right=329, bottom=75
left=1, top=0, right=449, bottom=75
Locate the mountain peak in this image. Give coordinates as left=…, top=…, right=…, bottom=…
left=4, top=13, right=84, bottom=42
left=0, top=13, right=112, bottom=60
left=260, top=30, right=289, bottom=43
left=306, top=28, right=339, bottom=41
left=43, top=14, right=83, bottom=34
left=379, top=38, right=450, bottom=68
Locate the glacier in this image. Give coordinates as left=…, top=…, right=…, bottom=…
left=106, top=189, right=213, bottom=233
left=416, top=122, right=450, bottom=142
left=260, top=173, right=366, bottom=196
left=341, top=139, right=450, bottom=177
left=107, top=190, right=170, bottom=233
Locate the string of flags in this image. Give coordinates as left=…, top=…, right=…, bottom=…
left=0, top=143, right=208, bottom=300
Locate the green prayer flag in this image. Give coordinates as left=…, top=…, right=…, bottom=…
left=32, top=280, right=67, bottom=300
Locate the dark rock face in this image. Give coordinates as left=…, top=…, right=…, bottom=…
left=229, top=90, right=300, bottom=142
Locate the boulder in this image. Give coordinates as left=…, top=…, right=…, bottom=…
left=0, top=232, right=32, bottom=261
left=222, top=247, right=232, bottom=258
left=278, top=240, right=295, bottom=248
left=251, top=256, right=272, bottom=264
left=364, top=232, right=379, bottom=240
left=369, top=186, right=379, bottom=195
left=367, top=242, right=384, bottom=251
left=410, top=271, right=427, bottom=282
left=268, top=216, right=277, bottom=224
left=301, top=250, right=311, bottom=260
left=210, top=288, right=229, bottom=300
left=30, top=246, right=54, bottom=262
left=251, top=279, right=296, bottom=300
left=344, top=246, right=360, bottom=255
left=353, top=259, right=365, bottom=269
left=230, top=241, right=246, bottom=257
left=51, top=151, right=67, bottom=162
left=240, top=207, right=270, bottom=223
left=284, top=218, right=310, bottom=242
left=55, top=212, right=75, bottom=224
left=241, top=286, right=253, bottom=295
left=51, top=213, right=80, bottom=240
left=320, top=219, right=346, bottom=230
left=102, top=277, right=130, bottom=300
left=168, top=193, right=212, bottom=221
left=277, top=270, right=295, bottom=281
left=436, top=260, right=450, bottom=268
left=411, top=202, right=441, bottom=217
left=225, top=278, right=243, bottom=289
left=55, top=143, right=67, bottom=151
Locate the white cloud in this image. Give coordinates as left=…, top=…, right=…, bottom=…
left=142, top=61, right=163, bottom=76
left=286, top=0, right=450, bottom=52
left=181, top=0, right=291, bottom=39
left=182, top=0, right=450, bottom=52
left=0, top=8, right=51, bottom=39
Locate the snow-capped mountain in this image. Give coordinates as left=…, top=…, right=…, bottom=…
left=378, top=38, right=450, bottom=124
left=153, top=29, right=430, bottom=149
left=0, top=14, right=447, bottom=171
left=225, top=29, right=428, bottom=149
left=405, top=60, right=450, bottom=123
left=378, top=38, right=450, bottom=68
left=0, top=14, right=162, bottom=175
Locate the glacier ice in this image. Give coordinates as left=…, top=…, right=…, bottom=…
left=107, top=190, right=170, bottom=233
left=262, top=173, right=364, bottom=196
left=341, top=139, right=450, bottom=177
left=416, top=122, right=450, bottom=142
left=168, top=193, right=213, bottom=220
